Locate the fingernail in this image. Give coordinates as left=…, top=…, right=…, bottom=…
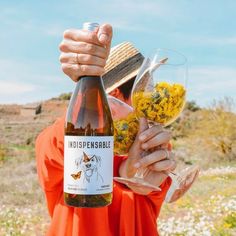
left=99, top=33, right=109, bottom=43
left=134, top=162, right=141, bottom=168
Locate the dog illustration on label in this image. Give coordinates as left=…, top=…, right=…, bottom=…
left=73, top=151, right=104, bottom=184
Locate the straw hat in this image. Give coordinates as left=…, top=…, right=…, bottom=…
left=103, top=42, right=144, bottom=93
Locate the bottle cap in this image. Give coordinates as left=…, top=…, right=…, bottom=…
left=83, top=22, right=99, bottom=32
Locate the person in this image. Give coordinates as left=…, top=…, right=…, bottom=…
left=36, top=23, right=176, bottom=236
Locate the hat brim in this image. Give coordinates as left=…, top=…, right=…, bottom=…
left=105, top=68, right=139, bottom=94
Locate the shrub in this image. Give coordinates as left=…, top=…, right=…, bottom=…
left=0, top=145, right=7, bottom=165
left=58, top=93, right=72, bottom=100
left=188, top=97, right=236, bottom=161
left=185, top=100, right=201, bottom=112
left=170, top=97, right=236, bottom=164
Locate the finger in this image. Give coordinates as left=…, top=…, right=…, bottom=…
left=61, top=63, right=80, bottom=81
left=166, top=159, right=177, bottom=172
left=141, top=131, right=172, bottom=150
left=59, top=40, right=107, bottom=59
left=60, top=53, right=106, bottom=67
left=127, top=118, right=147, bottom=160
left=61, top=63, right=105, bottom=81
left=139, top=124, right=163, bottom=142
left=130, top=118, right=148, bottom=151
left=138, top=118, right=149, bottom=135
left=126, top=119, right=149, bottom=178
left=149, top=142, right=169, bottom=153
left=134, top=149, right=168, bottom=169
left=79, top=65, right=105, bottom=76
left=63, top=29, right=101, bottom=45
left=148, top=159, right=176, bottom=172
left=146, top=171, right=168, bottom=187
left=160, top=143, right=169, bottom=149
left=97, top=23, right=113, bottom=45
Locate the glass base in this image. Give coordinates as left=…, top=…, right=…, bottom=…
left=165, top=166, right=200, bottom=203
left=114, top=177, right=161, bottom=191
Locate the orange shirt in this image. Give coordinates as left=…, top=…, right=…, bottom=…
left=36, top=117, right=171, bottom=236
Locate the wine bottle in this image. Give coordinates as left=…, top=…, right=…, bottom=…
left=64, top=22, right=114, bottom=208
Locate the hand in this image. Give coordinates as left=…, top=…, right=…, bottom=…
left=59, top=24, right=113, bottom=81
left=119, top=118, right=176, bottom=194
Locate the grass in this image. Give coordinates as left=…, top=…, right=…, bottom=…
left=0, top=205, right=48, bottom=235
left=158, top=166, right=236, bottom=235
left=0, top=143, right=49, bottom=235
left=1, top=144, right=235, bottom=235
left=0, top=144, right=7, bottom=166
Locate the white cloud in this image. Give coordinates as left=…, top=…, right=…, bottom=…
left=187, top=66, right=236, bottom=106
left=189, top=66, right=236, bottom=90
left=0, top=6, right=18, bottom=17
left=43, top=26, right=65, bottom=37
left=204, top=36, right=236, bottom=45
left=0, top=81, right=35, bottom=94
left=0, top=59, right=59, bottom=84
left=0, top=58, right=73, bottom=104
left=70, top=0, right=177, bottom=32
left=0, top=5, right=64, bottom=38
left=175, top=33, right=236, bottom=46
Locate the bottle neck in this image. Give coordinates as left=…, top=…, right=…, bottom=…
left=79, top=75, right=101, bottom=80
left=77, top=75, right=105, bottom=92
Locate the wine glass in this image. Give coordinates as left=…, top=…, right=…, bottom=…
left=114, top=49, right=199, bottom=199
left=108, top=95, right=161, bottom=190
left=107, top=95, right=139, bottom=156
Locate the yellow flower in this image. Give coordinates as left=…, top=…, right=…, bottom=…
left=132, top=82, right=186, bottom=126
left=113, top=112, right=139, bottom=155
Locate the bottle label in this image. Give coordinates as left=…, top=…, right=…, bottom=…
left=64, top=136, right=114, bottom=195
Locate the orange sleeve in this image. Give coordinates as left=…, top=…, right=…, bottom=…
left=146, top=177, right=171, bottom=217
left=146, top=142, right=172, bottom=215
left=35, top=117, right=65, bottom=217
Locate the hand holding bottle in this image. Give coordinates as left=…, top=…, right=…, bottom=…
left=59, top=24, right=113, bottom=81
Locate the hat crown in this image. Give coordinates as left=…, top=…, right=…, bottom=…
left=103, top=41, right=144, bottom=93
left=104, top=42, right=140, bottom=72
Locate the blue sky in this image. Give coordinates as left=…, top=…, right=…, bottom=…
left=0, top=0, right=236, bottom=107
